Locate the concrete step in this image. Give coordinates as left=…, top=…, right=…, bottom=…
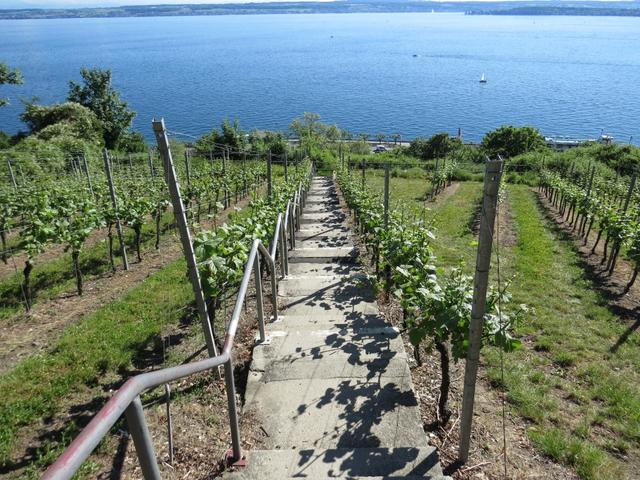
left=278, top=273, right=368, bottom=296
left=297, top=238, right=354, bottom=249
left=282, top=294, right=379, bottom=317
left=273, top=313, right=388, bottom=330
left=301, top=212, right=348, bottom=225
left=297, top=225, right=351, bottom=236
left=305, top=205, right=341, bottom=213
left=223, top=447, right=444, bottom=479
left=288, top=262, right=362, bottom=277
left=253, top=326, right=409, bottom=381
left=289, top=247, right=358, bottom=263
left=243, top=375, right=426, bottom=450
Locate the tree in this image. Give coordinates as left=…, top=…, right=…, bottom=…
left=116, top=131, right=147, bottom=153
left=481, top=125, right=545, bottom=158
left=21, top=101, right=102, bottom=139
left=195, top=119, right=246, bottom=156
left=0, top=63, right=23, bottom=107
left=68, top=68, right=135, bottom=149
left=408, top=133, right=461, bottom=161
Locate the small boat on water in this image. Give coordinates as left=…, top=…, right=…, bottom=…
left=479, top=73, right=487, bottom=83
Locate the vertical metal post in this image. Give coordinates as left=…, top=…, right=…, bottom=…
left=153, top=119, right=220, bottom=364
left=103, top=149, right=129, bottom=271
left=280, top=224, right=288, bottom=277
left=125, top=396, right=161, bottom=480
left=224, top=359, right=242, bottom=462
left=289, top=200, right=296, bottom=250
left=81, top=153, right=94, bottom=198
left=253, top=259, right=266, bottom=342
left=267, top=151, right=273, bottom=200
left=384, top=162, right=390, bottom=229
left=164, top=384, right=174, bottom=465
left=361, top=159, right=365, bottom=190
left=459, top=159, right=503, bottom=463
left=6, top=158, right=17, bottom=191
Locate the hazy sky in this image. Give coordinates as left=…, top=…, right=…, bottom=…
left=3, top=0, right=335, bottom=7
left=1, top=0, right=631, bottom=7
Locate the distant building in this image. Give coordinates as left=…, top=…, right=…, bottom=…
left=545, top=134, right=613, bottom=151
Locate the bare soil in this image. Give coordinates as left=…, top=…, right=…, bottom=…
left=425, top=181, right=461, bottom=208
left=469, top=194, right=517, bottom=249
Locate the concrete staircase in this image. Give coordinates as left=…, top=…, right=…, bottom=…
left=225, top=177, right=447, bottom=479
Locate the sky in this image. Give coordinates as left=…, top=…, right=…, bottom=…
left=1, top=0, right=633, bottom=7
left=0, top=0, right=329, bottom=7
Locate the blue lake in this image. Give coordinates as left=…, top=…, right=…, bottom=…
left=0, top=13, right=639, bottom=143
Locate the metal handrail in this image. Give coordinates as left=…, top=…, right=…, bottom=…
left=43, top=172, right=313, bottom=480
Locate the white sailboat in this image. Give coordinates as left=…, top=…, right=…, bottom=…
left=479, top=73, right=487, bottom=83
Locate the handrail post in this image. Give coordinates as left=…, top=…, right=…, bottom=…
left=280, top=222, right=288, bottom=277
left=270, top=258, right=279, bottom=321
left=290, top=208, right=296, bottom=249
left=254, top=257, right=266, bottom=342
left=224, top=359, right=243, bottom=463
left=125, top=396, right=161, bottom=480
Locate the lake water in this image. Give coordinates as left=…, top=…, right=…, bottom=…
left=0, top=13, right=639, bottom=144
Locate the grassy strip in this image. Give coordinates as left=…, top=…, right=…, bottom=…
left=364, top=175, right=483, bottom=272
left=364, top=176, right=639, bottom=477
left=483, top=185, right=639, bottom=479
left=0, top=257, right=192, bottom=465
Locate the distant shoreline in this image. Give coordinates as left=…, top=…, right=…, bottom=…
left=468, top=6, right=640, bottom=16
left=1, top=1, right=640, bottom=20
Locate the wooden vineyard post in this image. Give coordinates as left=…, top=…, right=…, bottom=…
left=81, top=153, right=94, bottom=198
left=183, top=149, right=191, bottom=188
left=148, top=148, right=156, bottom=178
left=267, top=151, right=273, bottom=201
left=459, top=159, right=504, bottom=463
left=361, top=159, right=365, bottom=190
left=608, top=174, right=637, bottom=275
left=242, top=151, right=247, bottom=196
left=384, top=162, right=390, bottom=228
left=284, top=152, right=289, bottom=183
left=103, top=149, right=130, bottom=271
left=153, top=119, right=221, bottom=368
left=6, top=157, right=17, bottom=191
left=432, top=158, right=440, bottom=199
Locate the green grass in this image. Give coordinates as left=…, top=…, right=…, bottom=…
left=483, top=185, right=639, bottom=478
left=362, top=175, right=640, bottom=478
left=364, top=176, right=483, bottom=271
left=0, top=258, right=193, bottom=466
